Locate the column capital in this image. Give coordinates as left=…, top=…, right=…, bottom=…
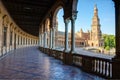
left=52, top=27, right=56, bottom=30
left=64, top=18, right=70, bottom=24
left=71, top=11, right=78, bottom=20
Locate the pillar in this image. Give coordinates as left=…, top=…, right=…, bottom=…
left=41, top=33, right=44, bottom=47
left=63, top=12, right=77, bottom=65
left=39, top=34, right=41, bottom=46
left=49, top=28, right=52, bottom=49
left=0, top=15, right=3, bottom=56
left=6, top=24, right=10, bottom=52
left=40, top=34, right=42, bottom=47
left=70, top=12, right=77, bottom=53
left=52, top=27, right=55, bottom=49
left=19, top=35, right=21, bottom=48
left=12, top=28, right=14, bottom=50
left=64, top=19, right=69, bottom=52
left=112, top=0, right=120, bottom=79
left=44, top=32, right=47, bottom=48
left=113, top=0, right=120, bottom=58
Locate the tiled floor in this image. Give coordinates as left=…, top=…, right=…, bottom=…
left=0, top=47, right=104, bottom=80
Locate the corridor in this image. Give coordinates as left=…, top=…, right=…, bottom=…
left=0, top=47, right=104, bottom=80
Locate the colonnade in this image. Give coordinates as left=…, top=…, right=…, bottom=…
left=39, top=12, right=77, bottom=53
left=0, top=2, right=39, bottom=57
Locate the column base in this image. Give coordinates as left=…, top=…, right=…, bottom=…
left=63, top=49, right=69, bottom=53
left=63, top=52, right=73, bottom=65
left=70, top=50, right=76, bottom=54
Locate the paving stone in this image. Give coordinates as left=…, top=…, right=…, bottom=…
left=0, top=47, right=104, bottom=80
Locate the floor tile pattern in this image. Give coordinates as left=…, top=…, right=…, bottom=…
left=0, top=47, right=104, bottom=80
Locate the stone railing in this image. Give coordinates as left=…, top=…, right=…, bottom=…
left=73, top=54, right=112, bottom=79
left=39, top=47, right=113, bottom=79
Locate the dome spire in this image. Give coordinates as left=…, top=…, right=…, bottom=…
left=94, top=4, right=97, bottom=10
left=94, top=4, right=98, bottom=16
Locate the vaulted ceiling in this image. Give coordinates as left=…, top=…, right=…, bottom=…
left=1, top=0, right=56, bottom=36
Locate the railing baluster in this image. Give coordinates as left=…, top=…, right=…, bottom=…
left=99, top=60, right=101, bottom=74
left=92, top=59, right=95, bottom=72
left=94, top=59, right=96, bottom=72
left=108, top=62, right=111, bottom=78
left=96, top=60, right=98, bottom=73
left=102, top=60, right=104, bottom=75
left=105, top=61, right=107, bottom=77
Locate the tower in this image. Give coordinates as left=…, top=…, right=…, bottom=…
left=89, top=4, right=103, bottom=47
left=80, top=28, right=83, bottom=38
left=91, top=4, right=102, bottom=40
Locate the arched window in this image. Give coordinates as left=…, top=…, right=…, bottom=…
left=53, top=6, right=64, bottom=49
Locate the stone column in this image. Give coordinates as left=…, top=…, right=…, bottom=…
left=6, top=24, right=10, bottom=52
left=113, top=0, right=120, bottom=58
left=64, top=19, right=69, bottom=52
left=42, top=33, right=44, bottom=47
left=112, top=0, right=120, bottom=79
left=70, top=12, right=77, bottom=53
left=16, top=33, right=18, bottom=49
left=22, top=35, right=24, bottom=46
left=40, top=34, right=41, bottom=46
left=44, top=32, right=47, bottom=48
left=47, top=32, right=49, bottom=47
left=49, top=28, right=52, bottom=49
left=0, top=15, right=3, bottom=56
left=52, top=27, right=55, bottom=49
left=39, top=34, right=41, bottom=46
left=23, top=36, right=28, bottom=46
left=19, top=35, right=21, bottom=47
left=12, top=29, right=14, bottom=50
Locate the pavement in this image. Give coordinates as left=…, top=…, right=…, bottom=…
left=0, top=46, right=104, bottom=80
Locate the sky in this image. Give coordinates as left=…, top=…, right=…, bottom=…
left=57, top=0, right=115, bottom=35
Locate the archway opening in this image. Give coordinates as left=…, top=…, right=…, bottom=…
left=53, top=6, right=65, bottom=50
left=75, top=0, right=115, bottom=55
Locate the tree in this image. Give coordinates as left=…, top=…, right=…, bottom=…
left=102, top=34, right=115, bottom=50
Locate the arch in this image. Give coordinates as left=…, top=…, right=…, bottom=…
left=10, top=23, right=14, bottom=31
left=3, top=15, right=9, bottom=27
left=52, top=6, right=64, bottom=28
